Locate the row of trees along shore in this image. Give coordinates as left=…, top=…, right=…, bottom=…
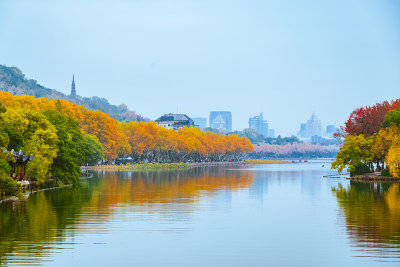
left=332, top=98, right=400, bottom=177
left=0, top=92, right=253, bottom=196
left=250, top=143, right=338, bottom=159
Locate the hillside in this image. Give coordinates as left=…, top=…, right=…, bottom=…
left=0, top=64, right=146, bottom=122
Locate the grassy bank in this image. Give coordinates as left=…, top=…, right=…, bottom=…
left=87, top=163, right=191, bottom=171
left=246, top=159, right=290, bottom=164
left=86, top=161, right=249, bottom=171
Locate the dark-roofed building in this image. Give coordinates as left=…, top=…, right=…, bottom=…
left=155, top=113, right=195, bottom=129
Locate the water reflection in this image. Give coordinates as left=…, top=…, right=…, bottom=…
left=99, top=167, right=253, bottom=205
left=249, top=175, right=267, bottom=204
left=4, top=164, right=400, bottom=266
left=300, top=170, right=322, bottom=198
left=0, top=167, right=253, bottom=266
left=333, top=182, right=400, bottom=261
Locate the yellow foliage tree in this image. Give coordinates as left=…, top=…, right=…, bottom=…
left=374, top=125, right=400, bottom=177
left=0, top=91, right=254, bottom=162
left=386, top=130, right=400, bottom=177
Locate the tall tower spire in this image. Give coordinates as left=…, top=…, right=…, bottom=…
left=71, top=74, right=76, bottom=99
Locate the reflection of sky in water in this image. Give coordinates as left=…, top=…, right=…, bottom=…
left=1, top=162, right=400, bottom=266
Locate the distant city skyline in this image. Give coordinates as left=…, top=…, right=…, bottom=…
left=192, top=117, right=207, bottom=130
left=67, top=72, right=339, bottom=134
left=249, top=113, right=269, bottom=137
left=209, top=111, right=232, bottom=133
left=1, top=0, right=399, bottom=135
left=298, top=112, right=322, bottom=139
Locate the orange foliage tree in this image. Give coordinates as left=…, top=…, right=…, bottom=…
left=0, top=92, right=253, bottom=162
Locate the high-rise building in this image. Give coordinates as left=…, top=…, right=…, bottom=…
left=71, top=74, right=76, bottom=99
left=192, top=117, right=207, bottom=130
left=298, top=112, right=322, bottom=138
left=209, top=111, right=232, bottom=132
left=326, top=125, right=336, bottom=137
left=300, top=123, right=307, bottom=136
left=268, top=129, right=275, bottom=138
left=311, top=135, right=324, bottom=144
left=249, top=113, right=268, bottom=137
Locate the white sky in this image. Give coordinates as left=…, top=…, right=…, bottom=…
left=1, top=0, right=399, bottom=135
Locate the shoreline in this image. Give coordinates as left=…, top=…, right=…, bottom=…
left=189, top=161, right=247, bottom=167
left=349, top=174, right=400, bottom=181
left=83, top=161, right=248, bottom=171
left=84, top=159, right=300, bottom=171
left=245, top=159, right=290, bottom=164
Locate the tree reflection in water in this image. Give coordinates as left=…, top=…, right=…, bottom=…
left=333, top=182, right=400, bottom=261
left=0, top=167, right=253, bottom=265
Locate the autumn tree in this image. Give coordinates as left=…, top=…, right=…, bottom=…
left=378, top=125, right=400, bottom=177
left=0, top=91, right=254, bottom=166
left=344, top=99, right=400, bottom=136
left=331, top=134, right=374, bottom=174
left=0, top=108, right=58, bottom=182
left=371, top=131, right=390, bottom=170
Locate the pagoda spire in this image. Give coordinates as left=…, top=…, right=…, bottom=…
left=71, top=74, right=76, bottom=99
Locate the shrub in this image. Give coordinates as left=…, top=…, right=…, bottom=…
left=381, top=169, right=391, bottom=177
left=350, top=163, right=371, bottom=176
left=0, top=170, right=22, bottom=198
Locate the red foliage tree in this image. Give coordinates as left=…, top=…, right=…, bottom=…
left=344, top=99, right=400, bottom=137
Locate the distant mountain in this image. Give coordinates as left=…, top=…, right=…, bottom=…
left=0, top=64, right=147, bottom=122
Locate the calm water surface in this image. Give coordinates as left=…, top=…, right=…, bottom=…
left=1, top=161, right=400, bottom=266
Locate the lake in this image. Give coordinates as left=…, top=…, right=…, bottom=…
left=1, top=161, right=399, bottom=266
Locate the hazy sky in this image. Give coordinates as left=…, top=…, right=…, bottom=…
left=0, top=0, right=399, bottom=135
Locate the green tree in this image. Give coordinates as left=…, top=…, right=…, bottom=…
left=0, top=109, right=58, bottom=182
left=42, top=110, right=83, bottom=184
left=0, top=170, right=22, bottom=198
left=0, top=149, right=21, bottom=197
left=382, top=108, right=400, bottom=128
left=81, top=134, right=104, bottom=166
left=242, top=128, right=264, bottom=144
left=0, top=104, right=21, bottom=197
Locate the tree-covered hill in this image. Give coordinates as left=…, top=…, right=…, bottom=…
left=0, top=64, right=146, bottom=122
